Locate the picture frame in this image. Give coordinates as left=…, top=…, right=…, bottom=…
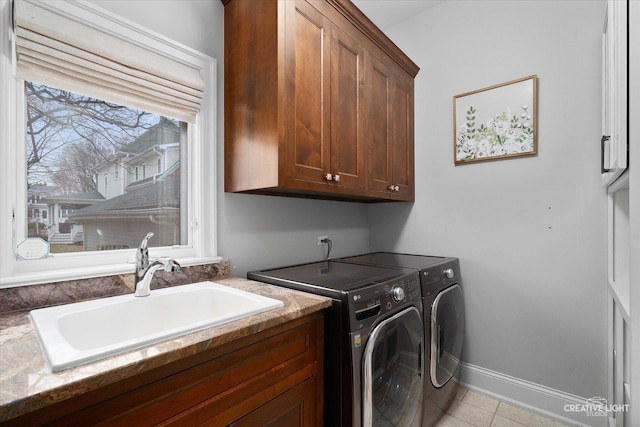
left=453, top=75, right=537, bottom=165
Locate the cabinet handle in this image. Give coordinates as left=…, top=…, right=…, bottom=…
left=325, top=173, right=333, bottom=181
left=387, top=185, right=399, bottom=192
left=333, top=174, right=340, bottom=182
left=601, top=135, right=611, bottom=174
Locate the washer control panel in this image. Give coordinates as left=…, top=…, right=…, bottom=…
left=420, top=258, right=461, bottom=297
left=348, top=272, right=421, bottom=329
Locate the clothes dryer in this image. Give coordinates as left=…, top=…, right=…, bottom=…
left=337, top=253, right=465, bottom=426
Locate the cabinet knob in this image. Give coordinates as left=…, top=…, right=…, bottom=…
left=325, top=173, right=333, bottom=181
left=333, top=174, right=340, bottom=182
left=387, top=185, right=399, bottom=192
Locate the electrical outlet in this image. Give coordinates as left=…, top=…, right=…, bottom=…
left=317, top=235, right=329, bottom=246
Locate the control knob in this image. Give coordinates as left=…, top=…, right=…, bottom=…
left=392, top=286, right=405, bottom=302
left=443, top=268, right=455, bottom=279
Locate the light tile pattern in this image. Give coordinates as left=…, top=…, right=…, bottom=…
left=433, top=388, right=573, bottom=427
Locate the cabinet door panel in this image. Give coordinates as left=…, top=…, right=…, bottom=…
left=285, top=1, right=331, bottom=183
left=330, top=26, right=365, bottom=188
left=391, top=73, right=414, bottom=198
left=230, top=377, right=317, bottom=427
left=366, top=54, right=393, bottom=192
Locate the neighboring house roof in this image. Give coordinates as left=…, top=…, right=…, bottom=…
left=41, top=191, right=105, bottom=209
left=69, top=175, right=179, bottom=220
left=121, top=117, right=180, bottom=156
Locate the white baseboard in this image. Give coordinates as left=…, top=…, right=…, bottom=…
left=460, top=362, right=608, bottom=427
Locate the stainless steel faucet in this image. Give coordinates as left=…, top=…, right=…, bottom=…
left=134, top=232, right=181, bottom=297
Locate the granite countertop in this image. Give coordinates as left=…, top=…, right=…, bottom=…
left=0, top=277, right=332, bottom=423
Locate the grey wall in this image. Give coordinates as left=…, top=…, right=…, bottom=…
left=367, top=0, right=608, bottom=398
left=92, top=0, right=607, bottom=402
left=89, top=0, right=371, bottom=277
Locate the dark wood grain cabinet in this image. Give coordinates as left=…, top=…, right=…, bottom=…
left=3, top=313, right=324, bottom=427
left=222, top=0, right=419, bottom=202
left=282, top=0, right=365, bottom=192
left=365, top=53, right=415, bottom=200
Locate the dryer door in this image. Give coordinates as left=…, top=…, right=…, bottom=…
left=362, top=306, right=424, bottom=427
left=430, top=284, right=464, bottom=388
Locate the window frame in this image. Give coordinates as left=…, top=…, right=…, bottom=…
left=0, top=0, right=219, bottom=287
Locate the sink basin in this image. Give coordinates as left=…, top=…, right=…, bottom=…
left=29, top=281, right=284, bottom=371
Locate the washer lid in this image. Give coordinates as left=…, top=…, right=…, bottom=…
left=337, top=252, right=448, bottom=269
left=248, top=261, right=414, bottom=299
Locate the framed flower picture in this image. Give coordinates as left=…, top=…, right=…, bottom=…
left=453, top=75, right=537, bottom=165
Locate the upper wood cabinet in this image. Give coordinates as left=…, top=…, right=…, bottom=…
left=282, top=1, right=365, bottom=191
left=222, top=0, right=419, bottom=202
left=366, top=53, right=415, bottom=200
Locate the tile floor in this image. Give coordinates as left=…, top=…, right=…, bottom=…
left=434, top=387, right=572, bottom=427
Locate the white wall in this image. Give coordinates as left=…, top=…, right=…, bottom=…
left=88, top=0, right=371, bottom=277
left=368, top=0, right=608, bottom=408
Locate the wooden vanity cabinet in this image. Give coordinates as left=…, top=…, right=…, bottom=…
left=3, top=313, right=324, bottom=427
left=222, top=0, right=418, bottom=202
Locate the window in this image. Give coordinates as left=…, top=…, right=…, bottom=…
left=25, top=83, right=188, bottom=254
left=0, top=0, right=218, bottom=287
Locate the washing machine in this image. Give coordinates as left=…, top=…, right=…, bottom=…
left=337, top=253, right=465, bottom=426
left=248, top=260, right=424, bottom=426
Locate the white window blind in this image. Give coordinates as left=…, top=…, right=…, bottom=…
left=13, top=0, right=205, bottom=123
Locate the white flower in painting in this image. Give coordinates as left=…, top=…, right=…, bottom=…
left=476, top=139, right=492, bottom=157
left=457, top=104, right=534, bottom=160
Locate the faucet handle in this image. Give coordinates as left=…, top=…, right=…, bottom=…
left=159, top=256, right=182, bottom=272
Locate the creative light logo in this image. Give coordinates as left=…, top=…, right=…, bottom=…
left=564, top=397, right=629, bottom=417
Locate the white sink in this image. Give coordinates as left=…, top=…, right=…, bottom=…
left=29, top=281, right=284, bottom=372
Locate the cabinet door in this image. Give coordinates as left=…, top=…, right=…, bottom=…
left=330, top=25, right=365, bottom=189
left=230, top=376, right=318, bottom=427
left=366, top=53, right=414, bottom=200
left=283, top=0, right=331, bottom=185
left=366, top=53, right=393, bottom=194
left=390, top=70, right=415, bottom=199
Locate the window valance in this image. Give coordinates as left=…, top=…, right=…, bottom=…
left=13, top=0, right=205, bottom=122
